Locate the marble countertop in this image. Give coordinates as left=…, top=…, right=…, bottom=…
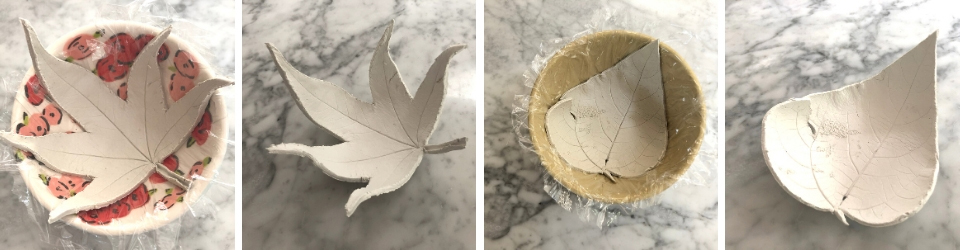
left=484, top=0, right=718, bottom=248
left=726, top=0, right=960, bottom=248
left=241, top=0, right=476, bottom=249
left=0, top=0, right=236, bottom=249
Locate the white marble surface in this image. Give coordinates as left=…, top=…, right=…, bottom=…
left=241, top=0, right=476, bottom=249
left=726, top=0, right=960, bottom=248
left=0, top=0, right=236, bottom=249
left=484, top=0, right=718, bottom=248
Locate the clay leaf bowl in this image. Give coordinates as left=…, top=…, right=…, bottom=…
left=762, top=32, right=938, bottom=227
left=529, top=30, right=706, bottom=204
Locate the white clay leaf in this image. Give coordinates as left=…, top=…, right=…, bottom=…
left=545, top=40, right=667, bottom=180
left=265, top=21, right=467, bottom=217
left=0, top=20, right=233, bottom=223
left=763, top=32, right=938, bottom=226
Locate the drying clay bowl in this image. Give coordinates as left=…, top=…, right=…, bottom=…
left=529, top=30, right=705, bottom=204
left=13, top=21, right=228, bottom=235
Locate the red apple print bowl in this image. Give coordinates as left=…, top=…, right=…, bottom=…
left=10, top=21, right=227, bottom=235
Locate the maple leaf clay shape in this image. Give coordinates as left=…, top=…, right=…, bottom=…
left=266, top=21, right=468, bottom=217
left=0, top=20, right=233, bottom=224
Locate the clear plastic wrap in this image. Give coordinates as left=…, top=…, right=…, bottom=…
left=0, top=1, right=235, bottom=248
left=512, top=9, right=717, bottom=228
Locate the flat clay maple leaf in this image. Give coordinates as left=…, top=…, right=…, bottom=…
left=1, top=20, right=232, bottom=223
left=265, top=21, right=467, bottom=216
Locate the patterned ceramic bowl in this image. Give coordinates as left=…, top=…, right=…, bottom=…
left=11, top=21, right=228, bottom=235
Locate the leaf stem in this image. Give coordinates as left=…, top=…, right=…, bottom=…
left=603, top=170, right=618, bottom=183
left=423, top=137, right=468, bottom=154
left=156, top=163, right=191, bottom=189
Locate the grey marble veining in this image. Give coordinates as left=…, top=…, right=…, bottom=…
left=726, top=0, right=960, bottom=248
left=484, top=0, right=718, bottom=248
left=0, top=0, right=236, bottom=249
left=241, top=0, right=476, bottom=249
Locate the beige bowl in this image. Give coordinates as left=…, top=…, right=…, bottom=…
left=529, top=30, right=706, bottom=204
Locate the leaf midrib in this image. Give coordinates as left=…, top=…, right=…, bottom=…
left=294, top=75, right=417, bottom=148
left=825, top=44, right=931, bottom=209
left=600, top=49, right=656, bottom=170
left=383, top=71, right=418, bottom=147
left=47, top=65, right=149, bottom=161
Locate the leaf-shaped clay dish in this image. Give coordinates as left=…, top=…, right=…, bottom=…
left=546, top=40, right=666, bottom=181
left=762, top=32, right=938, bottom=227
left=2, top=20, right=232, bottom=228
left=529, top=31, right=705, bottom=204
left=265, top=21, right=467, bottom=216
